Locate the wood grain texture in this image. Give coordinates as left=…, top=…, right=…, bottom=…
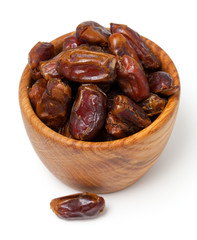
left=19, top=32, right=180, bottom=193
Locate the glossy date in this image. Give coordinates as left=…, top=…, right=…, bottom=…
left=28, top=42, right=55, bottom=80
left=117, top=55, right=150, bottom=102
left=40, top=52, right=64, bottom=81
left=139, top=93, right=167, bottom=117
left=36, top=79, right=72, bottom=129
left=62, top=35, right=82, bottom=50
left=50, top=192, right=105, bottom=220
left=105, top=112, right=136, bottom=139
left=56, top=49, right=117, bottom=84
left=105, top=95, right=151, bottom=138
left=108, top=33, right=140, bottom=63
left=148, top=71, right=179, bottom=96
left=76, top=21, right=111, bottom=47
left=28, top=78, right=47, bottom=109
left=69, top=84, right=107, bottom=140
left=110, top=23, right=160, bottom=69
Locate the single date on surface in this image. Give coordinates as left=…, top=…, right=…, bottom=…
left=50, top=192, right=105, bottom=220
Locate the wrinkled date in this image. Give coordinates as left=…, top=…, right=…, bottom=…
left=76, top=21, right=111, bottom=47
left=40, top=52, right=65, bottom=81
left=139, top=93, right=167, bottom=117
left=36, top=79, right=72, bottom=129
left=28, top=42, right=55, bottom=80
left=50, top=192, right=105, bottom=220
left=110, top=23, right=160, bottom=69
left=105, top=95, right=151, bottom=138
left=111, top=95, right=151, bottom=129
left=56, top=49, right=117, bottom=84
left=28, top=78, right=47, bottom=109
left=148, top=71, right=179, bottom=96
left=69, top=84, right=107, bottom=140
left=108, top=33, right=140, bottom=63
left=62, top=35, right=82, bottom=50
left=117, top=55, right=150, bottom=102
left=105, top=112, right=136, bottom=139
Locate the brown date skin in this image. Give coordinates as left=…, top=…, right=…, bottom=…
left=139, top=93, right=167, bottom=117
left=62, top=35, right=82, bottom=50
left=28, top=78, right=47, bottom=109
left=28, top=42, right=55, bottom=70
left=108, top=33, right=140, bottom=64
left=29, top=67, right=43, bottom=81
left=77, top=43, right=104, bottom=52
left=117, top=55, right=150, bottom=102
left=148, top=71, right=179, bottom=96
left=111, top=95, right=151, bottom=129
left=76, top=21, right=111, bottom=47
left=56, top=49, right=117, bottom=84
left=50, top=192, right=105, bottom=220
left=40, top=52, right=65, bottom=81
left=36, top=79, right=72, bottom=129
left=69, top=84, right=107, bottom=141
left=110, top=23, right=160, bottom=70
left=105, top=112, right=136, bottom=139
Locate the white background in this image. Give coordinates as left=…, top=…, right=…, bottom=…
left=1, top=0, right=197, bottom=239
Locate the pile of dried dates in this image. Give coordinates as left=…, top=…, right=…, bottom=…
left=28, top=21, right=179, bottom=141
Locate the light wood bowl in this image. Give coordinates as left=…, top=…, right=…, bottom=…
left=19, top=32, right=180, bottom=193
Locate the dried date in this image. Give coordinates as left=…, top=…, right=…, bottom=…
left=56, top=49, right=117, bottom=84
left=105, top=112, right=136, bottom=139
left=108, top=33, right=140, bottom=63
left=148, top=71, right=179, bottom=96
left=50, top=192, right=105, bottom=220
left=110, top=95, right=151, bottom=129
left=40, top=52, right=65, bottom=81
left=110, top=23, right=160, bottom=69
left=28, top=78, right=47, bottom=109
left=139, top=93, right=167, bottom=117
left=76, top=21, right=111, bottom=47
left=36, top=79, right=72, bottom=129
left=117, top=55, right=150, bottom=102
left=62, top=35, right=82, bottom=50
left=28, top=42, right=55, bottom=80
left=69, top=84, right=107, bottom=141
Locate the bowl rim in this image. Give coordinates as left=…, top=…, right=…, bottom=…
left=19, top=33, right=180, bottom=150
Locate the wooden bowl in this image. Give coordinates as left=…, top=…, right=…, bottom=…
left=19, top=32, right=180, bottom=193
